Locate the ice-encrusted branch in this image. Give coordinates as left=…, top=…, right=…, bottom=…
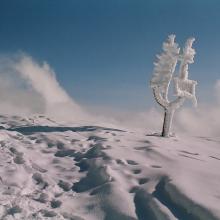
left=151, top=35, right=180, bottom=105
left=150, top=35, right=197, bottom=137
left=174, top=37, right=198, bottom=106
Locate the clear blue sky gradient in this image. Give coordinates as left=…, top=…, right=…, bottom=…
left=0, top=0, right=220, bottom=110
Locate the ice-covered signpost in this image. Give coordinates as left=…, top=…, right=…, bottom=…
left=151, top=35, right=197, bottom=137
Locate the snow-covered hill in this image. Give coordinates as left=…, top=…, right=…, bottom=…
left=0, top=115, right=219, bottom=220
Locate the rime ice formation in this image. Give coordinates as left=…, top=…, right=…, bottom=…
left=151, top=35, right=197, bottom=137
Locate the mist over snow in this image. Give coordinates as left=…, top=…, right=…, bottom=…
left=0, top=70, right=45, bottom=115
left=215, top=79, right=220, bottom=103
left=171, top=80, right=220, bottom=137
left=0, top=54, right=90, bottom=121
left=0, top=53, right=219, bottom=137
left=88, top=81, right=220, bottom=137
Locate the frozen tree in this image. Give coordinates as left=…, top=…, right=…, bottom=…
left=151, top=35, right=197, bottom=137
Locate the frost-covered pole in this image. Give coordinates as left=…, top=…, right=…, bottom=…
left=151, top=35, right=197, bottom=137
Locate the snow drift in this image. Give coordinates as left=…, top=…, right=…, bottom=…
left=0, top=115, right=219, bottom=219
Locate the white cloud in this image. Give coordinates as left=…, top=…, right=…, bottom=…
left=0, top=54, right=88, bottom=121
left=14, top=55, right=72, bottom=105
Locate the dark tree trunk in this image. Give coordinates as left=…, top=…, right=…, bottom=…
left=162, top=109, right=174, bottom=137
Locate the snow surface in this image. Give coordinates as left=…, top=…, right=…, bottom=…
left=0, top=115, right=219, bottom=220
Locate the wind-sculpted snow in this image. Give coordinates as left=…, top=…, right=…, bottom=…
left=0, top=115, right=219, bottom=219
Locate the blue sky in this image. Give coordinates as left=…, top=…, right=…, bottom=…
left=0, top=0, right=220, bottom=111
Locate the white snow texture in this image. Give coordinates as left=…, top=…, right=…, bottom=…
left=0, top=116, right=219, bottom=220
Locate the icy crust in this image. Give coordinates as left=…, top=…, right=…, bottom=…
left=0, top=115, right=219, bottom=219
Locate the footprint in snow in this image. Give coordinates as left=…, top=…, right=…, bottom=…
left=13, top=155, right=25, bottom=164
left=56, top=142, right=65, bottom=150
left=40, top=209, right=57, bottom=218
left=34, top=193, right=49, bottom=203
left=51, top=199, right=62, bottom=208
left=32, top=163, right=47, bottom=173
left=41, top=149, right=54, bottom=154
left=54, top=149, right=76, bottom=157
left=140, top=140, right=151, bottom=144
left=179, top=150, right=199, bottom=156
left=32, top=173, right=48, bottom=189
left=138, top=178, right=149, bottom=185
left=6, top=206, right=22, bottom=216
left=115, top=139, right=120, bottom=142
left=87, top=136, right=107, bottom=142
left=127, top=160, right=139, bottom=165
left=129, top=186, right=139, bottom=193
left=151, top=165, right=162, bottom=168
left=209, top=156, right=220, bottom=161
left=103, top=145, right=112, bottom=150
left=9, top=147, right=22, bottom=156
left=179, top=154, right=203, bottom=161
left=134, top=146, right=152, bottom=152
left=115, top=159, right=126, bottom=165
left=133, top=169, right=142, bottom=174
left=9, top=147, right=25, bottom=164
left=29, top=136, right=37, bottom=141
left=58, top=180, right=72, bottom=192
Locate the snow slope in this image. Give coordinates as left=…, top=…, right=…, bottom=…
left=0, top=115, right=219, bottom=220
